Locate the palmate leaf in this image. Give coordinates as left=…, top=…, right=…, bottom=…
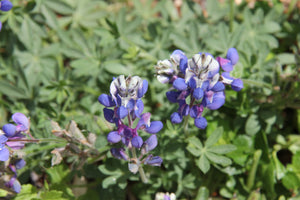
left=205, top=152, right=232, bottom=166
left=205, top=127, right=223, bottom=147
left=198, top=155, right=210, bottom=174
left=207, top=144, right=237, bottom=154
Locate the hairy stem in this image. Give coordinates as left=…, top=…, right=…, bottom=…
left=131, top=147, right=148, bottom=183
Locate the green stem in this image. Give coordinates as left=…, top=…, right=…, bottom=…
left=183, top=115, right=190, bottom=135
left=131, top=147, right=148, bottom=183
left=246, top=149, right=262, bottom=190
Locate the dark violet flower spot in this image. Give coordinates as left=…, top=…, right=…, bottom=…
left=103, top=108, right=114, bottom=123
left=3, top=124, right=16, bottom=137
left=166, top=91, right=180, bottom=103
left=145, top=121, right=163, bottom=134
left=107, top=131, right=121, bottom=143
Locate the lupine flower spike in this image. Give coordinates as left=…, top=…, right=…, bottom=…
left=155, top=48, right=243, bottom=130
left=99, top=75, right=163, bottom=183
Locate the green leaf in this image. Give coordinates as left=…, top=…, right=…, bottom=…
left=207, top=144, right=237, bottom=154
left=197, top=155, right=210, bottom=174
left=272, top=151, right=286, bottom=180
left=103, top=61, right=130, bottom=75
left=205, top=152, right=232, bottom=166
left=13, top=184, right=37, bottom=200
left=40, top=190, right=68, bottom=200
left=187, top=146, right=201, bottom=157
left=0, top=80, right=26, bottom=99
left=102, top=176, right=119, bottom=189
left=196, top=187, right=209, bottom=200
left=282, top=172, right=300, bottom=190
left=245, top=114, right=261, bottom=135
left=187, top=136, right=203, bottom=150
left=205, top=127, right=223, bottom=147
left=277, top=53, right=296, bottom=65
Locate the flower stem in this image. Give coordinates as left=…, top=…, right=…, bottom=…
left=131, top=147, right=148, bottom=183
left=183, top=115, right=190, bottom=135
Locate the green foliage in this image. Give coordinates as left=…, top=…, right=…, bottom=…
left=0, top=0, right=299, bottom=199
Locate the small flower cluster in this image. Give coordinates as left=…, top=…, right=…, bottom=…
left=0, top=113, right=30, bottom=193
left=98, top=75, right=163, bottom=174
left=4, top=159, right=26, bottom=193
left=0, top=113, right=30, bottom=161
left=0, top=0, right=13, bottom=31
left=155, top=48, right=243, bottom=129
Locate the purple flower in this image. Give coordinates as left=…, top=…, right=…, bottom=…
left=0, top=0, right=13, bottom=12
left=143, top=135, right=158, bottom=153
left=110, top=148, right=129, bottom=160
left=0, top=135, right=9, bottom=161
left=155, top=48, right=243, bottom=129
left=5, top=176, right=21, bottom=193
left=12, top=113, right=29, bottom=132
left=144, top=155, right=163, bottom=166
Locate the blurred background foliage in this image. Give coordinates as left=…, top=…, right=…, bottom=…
left=0, top=0, right=299, bottom=199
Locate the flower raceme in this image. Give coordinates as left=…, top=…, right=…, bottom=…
left=155, top=48, right=243, bottom=129
left=98, top=75, right=163, bottom=175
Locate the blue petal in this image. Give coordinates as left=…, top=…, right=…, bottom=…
left=0, top=0, right=13, bottom=12
left=206, top=92, right=225, bottom=110
left=12, top=180, right=21, bottom=193
left=103, top=108, right=114, bottom=123
left=194, top=117, right=207, bottom=129
left=0, top=148, right=9, bottom=161
left=173, top=78, right=187, bottom=91
left=211, top=82, right=225, bottom=92
left=111, top=148, right=128, bottom=160
left=190, top=106, right=198, bottom=118
left=3, top=124, right=16, bottom=137
left=131, top=136, right=143, bottom=148
left=201, top=80, right=209, bottom=91
left=117, top=106, right=128, bottom=119
left=231, top=79, right=243, bottom=91
left=217, top=57, right=233, bottom=72
left=188, top=78, right=197, bottom=89
left=226, top=48, right=239, bottom=65
left=15, top=159, right=26, bottom=170
left=0, top=135, right=8, bottom=144
left=144, top=155, right=163, bottom=166
left=145, top=121, right=163, bottom=134
left=193, top=87, right=204, bottom=100
left=12, top=113, right=29, bottom=132
left=134, top=99, right=144, bottom=118
left=170, top=112, right=182, bottom=124
left=98, top=94, right=115, bottom=107
left=166, top=91, right=180, bottom=103
left=138, top=80, right=148, bottom=98
left=136, top=112, right=151, bottom=130
left=144, top=135, right=157, bottom=152
left=107, top=131, right=121, bottom=143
